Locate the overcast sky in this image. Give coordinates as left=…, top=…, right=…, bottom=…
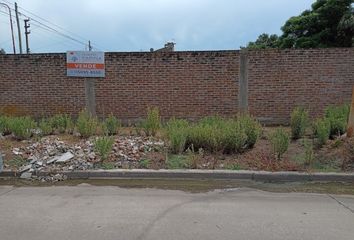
left=0, top=0, right=314, bottom=53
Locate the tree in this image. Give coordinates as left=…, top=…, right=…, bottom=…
left=245, top=0, right=354, bottom=49
left=246, top=34, right=280, bottom=49
left=0, top=48, right=5, bottom=54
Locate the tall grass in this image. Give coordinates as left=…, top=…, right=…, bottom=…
left=313, top=118, right=330, bottom=147
left=102, top=114, right=121, bottom=135
left=50, top=114, right=74, bottom=134
left=141, top=107, right=161, bottom=136
left=94, top=136, right=114, bottom=161
left=0, top=116, right=11, bottom=135
left=8, top=116, right=36, bottom=140
left=76, top=110, right=98, bottom=138
left=290, top=107, right=309, bottom=140
left=324, top=104, right=350, bottom=137
left=164, top=115, right=261, bottom=154
left=165, top=118, right=189, bottom=154
left=39, top=118, right=53, bottom=136
left=270, top=128, right=290, bottom=160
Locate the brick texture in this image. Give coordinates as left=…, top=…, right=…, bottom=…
left=0, top=48, right=353, bottom=124
left=247, top=48, right=354, bottom=123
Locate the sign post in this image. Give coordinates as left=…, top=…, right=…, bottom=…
left=66, top=51, right=104, bottom=116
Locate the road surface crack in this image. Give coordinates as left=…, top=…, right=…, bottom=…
left=328, top=194, right=354, bottom=214
left=0, top=187, right=16, bottom=198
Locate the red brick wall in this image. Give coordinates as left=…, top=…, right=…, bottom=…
left=0, top=49, right=353, bottom=123
left=247, top=48, right=354, bottom=124
left=97, top=51, right=239, bottom=121
left=0, top=54, right=86, bottom=117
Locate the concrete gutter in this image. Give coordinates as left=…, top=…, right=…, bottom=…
left=1, top=169, right=354, bottom=182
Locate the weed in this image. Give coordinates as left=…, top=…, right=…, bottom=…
left=270, top=128, right=290, bottom=160
left=9, top=116, right=36, bottom=140
left=313, top=118, right=330, bottom=148
left=103, top=114, right=121, bottom=135
left=290, top=107, right=309, bottom=140
left=303, top=139, right=314, bottom=166
left=185, top=145, right=202, bottom=169
left=141, top=107, right=161, bottom=136
left=239, top=114, right=262, bottom=148
left=39, top=118, right=53, bottom=136
left=0, top=116, right=11, bottom=135
left=332, top=139, right=343, bottom=148
left=223, top=119, right=247, bottom=153
left=325, top=104, right=350, bottom=137
left=77, top=110, right=98, bottom=138
left=50, top=114, right=74, bottom=134
left=225, top=163, right=242, bottom=170
left=166, top=154, right=189, bottom=169
left=100, top=162, right=115, bottom=170
left=139, top=159, right=150, bottom=169
left=94, top=136, right=114, bottom=161
left=165, top=118, right=189, bottom=154
left=6, top=156, right=27, bottom=169
left=174, top=115, right=260, bottom=154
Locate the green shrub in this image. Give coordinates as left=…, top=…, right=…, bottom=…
left=141, top=107, right=161, bottom=136
left=188, top=115, right=259, bottom=154
left=103, top=114, right=121, bottom=135
left=39, top=118, right=53, bottom=136
left=139, top=159, right=150, bottom=169
left=166, top=155, right=189, bottom=169
left=76, top=110, right=98, bottom=138
left=94, top=136, right=114, bottom=161
left=303, top=139, right=314, bottom=166
left=270, top=128, right=290, bottom=160
left=313, top=118, right=330, bottom=147
left=100, top=162, right=115, bottom=170
left=290, top=107, right=309, bottom=140
left=186, top=147, right=201, bottom=169
left=187, top=116, right=225, bottom=152
left=188, top=120, right=223, bottom=152
left=226, top=163, right=242, bottom=170
left=9, top=116, right=36, bottom=140
left=239, top=114, right=261, bottom=148
left=325, top=104, right=350, bottom=137
left=164, top=115, right=260, bottom=154
left=223, top=119, right=247, bottom=153
left=0, top=116, right=11, bottom=135
left=165, top=118, right=189, bottom=154
left=50, top=114, right=74, bottom=134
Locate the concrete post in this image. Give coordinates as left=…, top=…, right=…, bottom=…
left=85, top=79, right=96, bottom=116
left=239, top=50, right=248, bottom=113
left=0, top=153, right=3, bottom=172
left=347, top=86, right=354, bottom=137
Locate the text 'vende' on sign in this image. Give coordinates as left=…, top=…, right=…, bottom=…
left=66, top=51, right=105, bottom=78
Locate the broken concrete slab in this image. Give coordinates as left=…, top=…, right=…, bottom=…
left=56, top=152, right=74, bottom=163
left=20, top=172, right=32, bottom=179
left=19, top=164, right=33, bottom=173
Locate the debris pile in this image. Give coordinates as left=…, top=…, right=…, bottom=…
left=8, top=136, right=165, bottom=180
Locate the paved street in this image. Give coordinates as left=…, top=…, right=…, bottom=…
left=0, top=185, right=353, bottom=240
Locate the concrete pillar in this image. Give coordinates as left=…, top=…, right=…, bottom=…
left=347, top=86, right=354, bottom=137
left=239, top=50, right=248, bottom=113
left=85, top=79, right=96, bottom=116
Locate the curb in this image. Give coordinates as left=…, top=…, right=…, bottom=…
left=1, top=169, right=354, bottom=182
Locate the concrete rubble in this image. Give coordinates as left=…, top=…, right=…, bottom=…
left=7, top=136, right=165, bottom=181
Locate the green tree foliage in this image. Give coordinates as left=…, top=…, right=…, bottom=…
left=0, top=48, right=5, bottom=54
left=246, top=34, right=280, bottom=49
left=246, top=0, right=353, bottom=49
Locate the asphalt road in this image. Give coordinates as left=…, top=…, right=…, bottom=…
left=0, top=185, right=353, bottom=240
